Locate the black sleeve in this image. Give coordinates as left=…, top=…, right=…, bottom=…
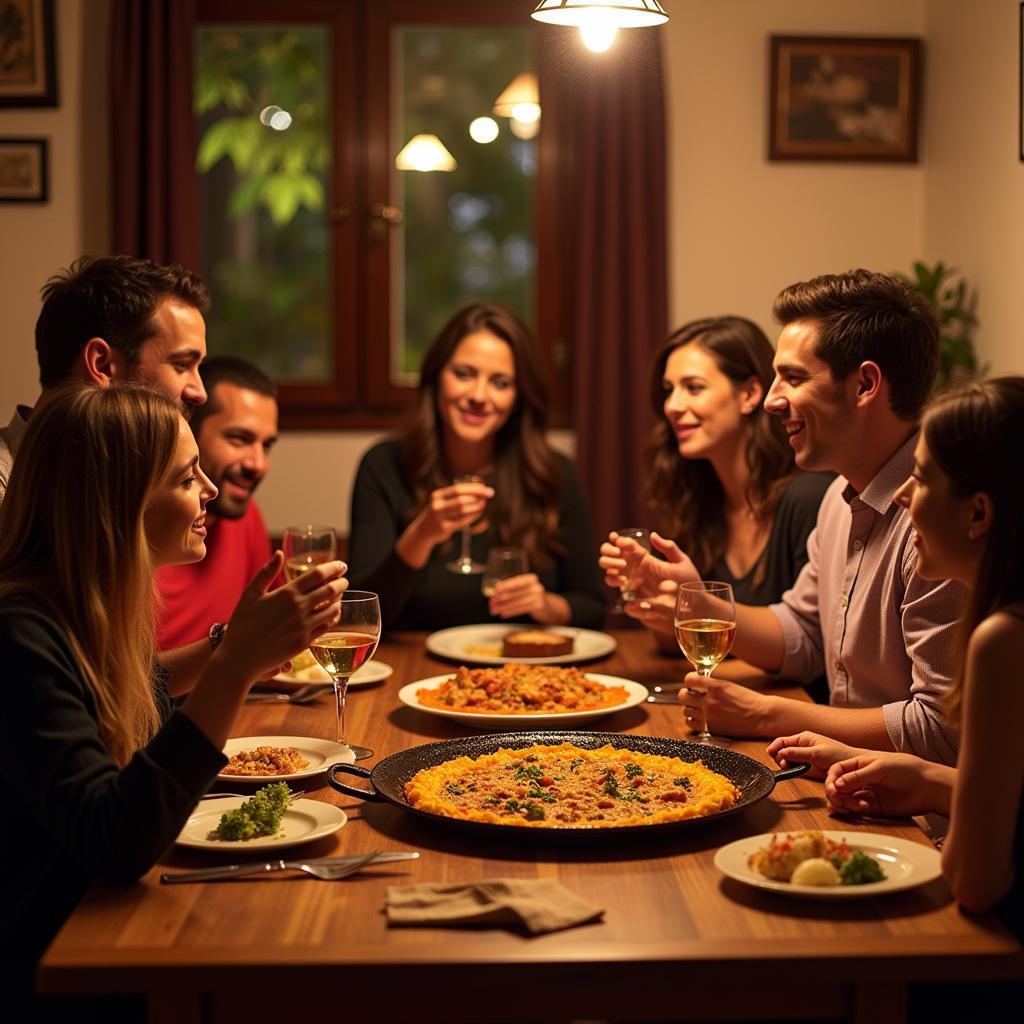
left=347, top=442, right=423, bottom=628
left=0, top=607, right=226, bottom=883
left=553, top=456, right=607, bottom=629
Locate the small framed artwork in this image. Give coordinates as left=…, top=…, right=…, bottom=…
left=0, top=0, right=58, bottom=107
left=769, top=35, right=921, bottom=162
left=0, top=138, right=49, bottom=202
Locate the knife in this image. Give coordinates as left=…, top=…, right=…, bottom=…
left=160, top=851, right=419, bottom=884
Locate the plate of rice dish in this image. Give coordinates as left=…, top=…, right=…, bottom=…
left=714, top=829, right=942, bottom=899
left=398, top=666, right=648, bottom=729
left=218, top=735, right=355, bottom=782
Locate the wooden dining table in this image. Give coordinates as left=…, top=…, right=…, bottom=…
left=40, top=630, right=1024, bottom=1024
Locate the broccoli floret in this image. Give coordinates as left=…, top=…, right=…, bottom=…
left=839, top=851, right=886, bottom=885
left=214, top=782, right=291, bottom=840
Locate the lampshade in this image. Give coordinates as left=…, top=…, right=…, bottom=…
left=394, top=134, right=457, bottom=172
left=531, top=1, right=668, bottom=29
left=492, top=72, right=541, bottom=123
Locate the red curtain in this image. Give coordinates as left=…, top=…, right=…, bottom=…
left=110, top=0, right=201, bottom=266
left=565, top=29, right=668, bottom=541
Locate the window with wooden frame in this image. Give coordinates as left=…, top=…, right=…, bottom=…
left=196, top=0, right=572, bottom=429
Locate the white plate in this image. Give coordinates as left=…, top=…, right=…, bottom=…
left=271, top=660, right=394, bottom=689
left=714, top=830, right=942, bottom=899
left=218, top=735, right=355, bottom=783
left=397, top=673, right=648, bottom=730
left=425, top=625, right=617, bottom=665
left=177, top=796, right=347, bottom=852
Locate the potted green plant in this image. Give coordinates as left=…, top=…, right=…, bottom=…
left=896, top=261, right=979, bottom=391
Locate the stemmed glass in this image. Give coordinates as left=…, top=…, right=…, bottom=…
left=309, top=590, right=380, bottom=760
left=674, top=581, right=736, bottom=743
left=445, top=474, right=487, bottom=575
left=282, top=525, right=337, bottom=581
left=481, top=547, right=528, bottom=598
left=612, top=527, right=652, bottom=612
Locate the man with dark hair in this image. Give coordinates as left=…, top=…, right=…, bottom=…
left=0, top=255, right=210, bottom=502
left=608, top=269, right=965, bottom=764
left=156, top=356, right=280, bottom=649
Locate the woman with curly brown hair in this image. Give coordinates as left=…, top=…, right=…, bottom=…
left=602, top=316, right=831, bottom=647
left=348, top=302, right=604, bottom=630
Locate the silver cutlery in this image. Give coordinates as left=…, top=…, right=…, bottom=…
left=160, top=850, right=419, bottom=884
left=245, top=684, right=331, bottom=705
left=646, top=692, right=681, bottom=704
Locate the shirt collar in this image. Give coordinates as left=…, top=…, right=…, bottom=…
left=842, top=431, right=918, bottom=515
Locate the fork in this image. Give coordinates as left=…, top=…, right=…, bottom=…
left=245, top=684, right=330, bottom=705
left=160, top=850, right=420, bottom=884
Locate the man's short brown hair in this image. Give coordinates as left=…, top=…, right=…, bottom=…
left=35, top=255, right=210, bottom=388
left=773, top=269, right=939, bottom=420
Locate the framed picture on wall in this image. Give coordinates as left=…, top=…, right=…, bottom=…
left=0, top=0, right=58, bottom=107
left=769, top=35, right=921, bottom=162
left=0, top=138, right=49, bottom=202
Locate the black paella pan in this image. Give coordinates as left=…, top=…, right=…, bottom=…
left=327, top=730, right=809, bottom=839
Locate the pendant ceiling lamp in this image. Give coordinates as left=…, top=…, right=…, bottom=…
left=394, top=134, right=457, bottom=172
left=530, top=1, right=669, bottom=30
left=492, top=72, right=541, bottom=123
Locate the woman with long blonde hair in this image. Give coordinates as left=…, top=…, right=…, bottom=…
left=0, top=383, right=346, bottom=1007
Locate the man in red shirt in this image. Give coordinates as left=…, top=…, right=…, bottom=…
left=156, top=357, right=279, bottom=649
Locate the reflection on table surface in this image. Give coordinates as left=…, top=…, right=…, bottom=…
left=40, top=630, right=1024, bottom=1024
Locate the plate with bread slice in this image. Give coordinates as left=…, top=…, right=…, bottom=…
left=424, top=624, right=616, bottom=665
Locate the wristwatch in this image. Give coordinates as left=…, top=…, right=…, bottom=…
left=208, top=621, right=227, bottom=651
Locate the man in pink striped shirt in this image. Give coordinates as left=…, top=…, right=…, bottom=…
left=606, top=270, right=965, bottom=764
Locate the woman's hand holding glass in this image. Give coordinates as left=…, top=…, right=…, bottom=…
left=599, top=530, right=700, bottom=600
left=414, top=479, right=494, bottom=549
left=219, top=551, right=348, bottom=683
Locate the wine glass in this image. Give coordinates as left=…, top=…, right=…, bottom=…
left=309, top=590, right=380, bottom=760
left=445, top=474, right=487, bottom=575
left=674, top=581, right=736, bottom=743
left=481, top=546, right=529, bottom=598
left=282, top=525, right=337, bottom=581
left=612, top=527, right=652, bottom=612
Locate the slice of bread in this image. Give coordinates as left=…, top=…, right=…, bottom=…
left=501, top=629, right=574, bottom=659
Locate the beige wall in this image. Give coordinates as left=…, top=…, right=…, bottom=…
left=1, top=1, right=1021, bottom=533
left=664, top=0, right=926, bottom=333
left=922, top=0, right=1024, bottom=374
left=0, top=0, right=110, bottom=406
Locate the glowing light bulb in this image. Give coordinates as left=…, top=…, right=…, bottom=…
left=509, top=102, right=541, bottom=124
left=580, top=14, right=619, bottom=53
left=469, top=117, right=499, bottom=144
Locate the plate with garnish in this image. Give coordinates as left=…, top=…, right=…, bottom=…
left=177, top=793, right=347, bottom=852
left=218, top=735, right=355, bottom=783
left=714, top=829, right=942, bottom=899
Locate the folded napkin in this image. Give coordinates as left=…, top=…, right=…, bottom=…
left=384, top=878, right=603, bottom=935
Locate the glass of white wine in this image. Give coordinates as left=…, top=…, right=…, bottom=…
left=481, top=546, right=528, bottom=598
left=282, top=525, right=337, bottom=581
left=674, top=581, right=736, bottom=743
left=445, top=474, right=487, bottom=575
left=309, top=590, right=380, bottom=760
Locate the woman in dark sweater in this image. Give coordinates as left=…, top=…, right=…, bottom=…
left=0, top=384, right=346, bottom=1007
left=348, top=303, right=604, bottom=630
left=601, top=316, right=832, bottom=649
